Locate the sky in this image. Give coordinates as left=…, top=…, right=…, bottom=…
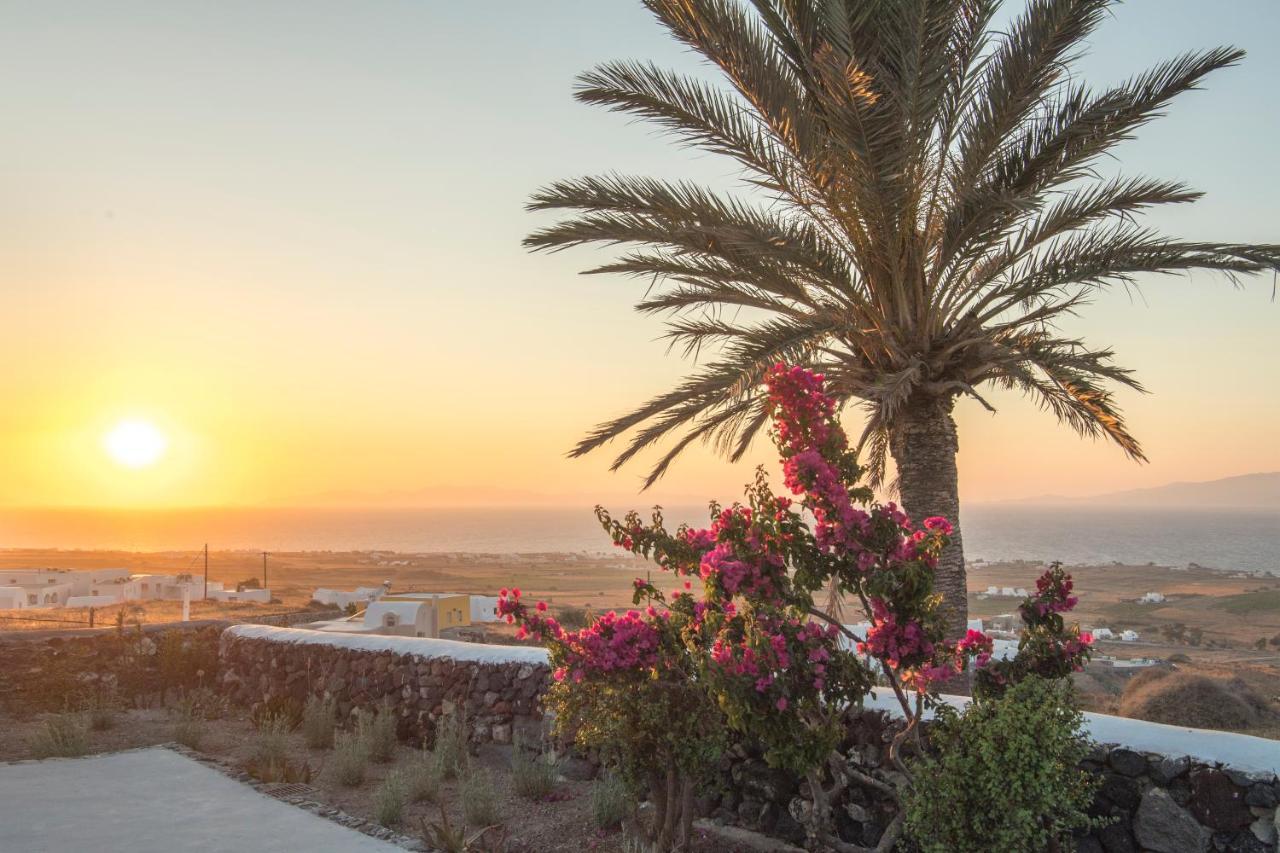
left=0, top=0, right=1276, bottom=510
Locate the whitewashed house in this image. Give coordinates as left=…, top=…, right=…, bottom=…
left=1138, top=592, right=1166, bottom=604
left=1091, top=627, right=1116, bottom=640
left=311, top=584, right=386, bottom=610
left=1121, top=630, right=1140, bottom=642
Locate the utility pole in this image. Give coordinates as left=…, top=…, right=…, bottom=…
left=203, top=543, right=209, bottom=600
left=262, top=551, right=268, bottom=589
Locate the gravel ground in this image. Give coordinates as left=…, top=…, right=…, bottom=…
left=0, top=706, right=743, bottom=852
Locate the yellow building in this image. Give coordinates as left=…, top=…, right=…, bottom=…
left=367, top=592, right=470, bottom=638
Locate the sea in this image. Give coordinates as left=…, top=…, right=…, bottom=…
left=0, top=505, right=1276, bottom=575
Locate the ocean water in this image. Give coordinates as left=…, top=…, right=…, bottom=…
left=0, top=505, right=1275, bottom=574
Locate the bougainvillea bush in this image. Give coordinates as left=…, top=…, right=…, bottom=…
left=499, top=366, right=1092, bottom=853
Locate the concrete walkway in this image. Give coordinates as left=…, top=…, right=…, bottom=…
left=0, top=747, right=406, bottom=852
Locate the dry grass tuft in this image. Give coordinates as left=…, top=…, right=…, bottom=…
left=1118, top=668, right=1275, bottom=731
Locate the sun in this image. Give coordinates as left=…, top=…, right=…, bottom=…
left=103, top=419, right=168, bottom=469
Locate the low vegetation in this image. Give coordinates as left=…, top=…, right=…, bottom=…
left=460, top=768, right=501, bottom=826
left=373, top=771, right=409, bottom=827
left=1119, top=668, right=1275, bottom=731
left=904, top=677, right=1102, bottom=852
left=355, top=703, right=398, bottom=763
left=249, top=695, right=303, bottom=731
left=589, top=773, right=630, bottom=830
left=171, top=702, right=207, bottom=750
left=301, top=695, right=336, bottom=749
left=30, top=713, right=90, bottom=758
left=510, top=733, right=560, bottom=800
left=331, top=730, right=369, bottom=787
left=404, top=748, right=443, bottom=803
left=433, top=713, right=469, bottom=780
left=81, top=687, right=119, bottom=731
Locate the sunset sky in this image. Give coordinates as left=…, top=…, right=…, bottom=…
left=1, top=0, right=1276, bottom=510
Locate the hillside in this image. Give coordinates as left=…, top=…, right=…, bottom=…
left=1022, top=472, right=1280, bottom=509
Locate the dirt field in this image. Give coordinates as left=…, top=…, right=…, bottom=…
left=0, top=548, right=644, bottom=633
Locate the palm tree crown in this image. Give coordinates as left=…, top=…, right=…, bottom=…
left=525, top=0, right=1279, bottom=634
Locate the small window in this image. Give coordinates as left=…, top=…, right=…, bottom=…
left=27, top=594, right=37, bottom=605
left=383, top=613, right=398, bottom=628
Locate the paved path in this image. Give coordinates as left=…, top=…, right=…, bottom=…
left=0, top=747, right=405, bottom=852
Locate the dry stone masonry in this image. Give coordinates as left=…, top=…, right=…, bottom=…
left=218, top=625, right=551, bottom=745
left=215, top=625, right=1280, bottom=851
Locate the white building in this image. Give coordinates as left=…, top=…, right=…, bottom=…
left=1121, top=630, right=1140, bottom=642
left=1138, top=592, right=1166, bottom=604
left=1091, top=627, right=1115, bottom=640
left=311, top=584, right=387, bottom=610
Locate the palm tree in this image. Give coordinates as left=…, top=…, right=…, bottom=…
left=524, top=0, right=1280, bottom=637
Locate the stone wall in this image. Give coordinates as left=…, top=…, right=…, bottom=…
left=701, top=727, right=1280, bottom=853
left=216, top=625, right=1280, bottom=852
left=218, top=625, right=551, bottom=745
left=1078, top=745, right=1277, bottom=853
left=0, top=622, right=223, bottom=714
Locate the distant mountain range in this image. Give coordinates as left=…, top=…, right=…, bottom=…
left=1013, top=472, right=1280, bottom=509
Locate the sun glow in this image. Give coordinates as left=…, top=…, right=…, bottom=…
left=103, top=419, right=168, bottom=469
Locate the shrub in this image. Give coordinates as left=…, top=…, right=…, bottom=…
left=372, top=771, right=409, bottom=827
left=904, top=677, right=1101, bottom=853
left=251, top=715, right=292, bottom=771
left=81, top=687, right=120, bottom=731
left=246, top=711, right=314, bottom=782
left=1118, top=669, right=1271, bottom=731
left=156, top=629, right=219, bottom=695
left=31, top=713, right=90, bottom=758
left=182, top=686, right=229, bottom=720
left=250, top=695, right=303, bottom=731
left=510, top=733, right=560, bottom=800
left=590, top=772, right=632, bottom=830
left=555, top=605, right=590, bottom=630
left=301, top=695, right=336, bottom=749
left=404, top=749, right=442, bottom=803
left=460, top=768, right=501, bottom=826
left=171, top=701, right=207, bottom=750
left=331, top=730, right=368, bottom=787
left=433, top=713, right=470, bottom=779
left=355, top=704, right=398, bottom=763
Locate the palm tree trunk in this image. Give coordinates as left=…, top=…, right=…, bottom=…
left=889, top=396, right=967, bottom=642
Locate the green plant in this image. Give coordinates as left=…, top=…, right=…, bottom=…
left=373, top=771, right=409, bottom=827
left=904, top=677, right=1103, bottom=853
left=420, top=806, right=505, bottom=853
left=404, top=749, right=443, bottom=803
left=460, top=768, right=501, bottom=826
left=433, top=712, right=470, bottom=779
left=524, top=0, right=1280, bottom=640
left=510, top=733, right=560, bottom=800
left=31, top=713, right=90, bottom=758
left=302, top=695, right=337, bottom=749
left=355, top=704, right=398, bottom=763
left=590, top=772, right=632, bottom=830
left=331, top=730, right=368, bottom=787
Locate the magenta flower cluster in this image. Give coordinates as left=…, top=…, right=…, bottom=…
left=498, top=587, right=666, bottom=684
